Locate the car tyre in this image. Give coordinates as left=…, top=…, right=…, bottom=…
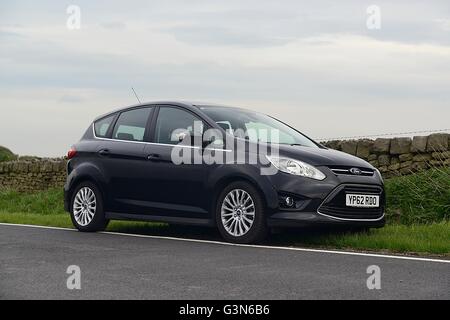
left=216, top=181, right=268, bottom=244
left=70, top=181, right=109, bottom=232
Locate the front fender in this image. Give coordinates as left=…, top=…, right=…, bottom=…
left=206, top=163, right=279, bottom=212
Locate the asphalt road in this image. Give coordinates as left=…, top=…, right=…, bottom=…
left=0, top=224, right=449, bottom=300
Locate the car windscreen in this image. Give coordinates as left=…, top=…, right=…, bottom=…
left=199, top=106, right=318, bottom=148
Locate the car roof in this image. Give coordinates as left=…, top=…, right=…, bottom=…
left=93, top=100, right=244, bottom=121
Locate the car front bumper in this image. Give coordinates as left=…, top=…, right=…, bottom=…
left=267, top=210, right=386, bottom=228
left=266, top=166, right=386, bottom=228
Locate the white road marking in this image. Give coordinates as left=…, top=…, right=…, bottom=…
left=1, top=222, right=449, bottom=264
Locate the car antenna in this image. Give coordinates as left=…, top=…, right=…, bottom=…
left=131, top=87, right=141, bottom=104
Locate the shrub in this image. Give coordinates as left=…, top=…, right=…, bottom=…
left=0, top=146, right=16, bottom=162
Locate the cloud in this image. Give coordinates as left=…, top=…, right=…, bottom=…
left=59, top=95, right=86, bottom=103
left=165, top=25, right=290, bottom=47
left=0, top=0, right=449, bottom=156
left=434, top=18, right=450, bottom=32
left=100, top=21, right=126, bottom=30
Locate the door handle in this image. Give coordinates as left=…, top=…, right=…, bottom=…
left=147, top=154, right=161, bottom=161
left=98, top=149, right=110, bottom=156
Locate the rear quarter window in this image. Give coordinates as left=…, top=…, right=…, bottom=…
left=94, top=114, right=115, bottom=137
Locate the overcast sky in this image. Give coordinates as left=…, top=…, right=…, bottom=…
left=1, top=0, right=449, bottom=156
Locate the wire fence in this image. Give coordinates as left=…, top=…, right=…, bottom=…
left=316, top=128, right=450, bottom=141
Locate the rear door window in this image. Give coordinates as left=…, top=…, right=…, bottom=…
left=112, top=108, right=152, bottom=142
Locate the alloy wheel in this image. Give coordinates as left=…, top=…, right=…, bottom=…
left=73, top=187, right=97, bottom=226
left=220, top=188, right=255, bottom=237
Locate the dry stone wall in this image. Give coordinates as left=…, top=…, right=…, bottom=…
left=321, top=133, right=450, bottom=178
left=0, top=158, right=66, bottom=192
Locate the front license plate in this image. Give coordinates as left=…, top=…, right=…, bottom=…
left=345, top=194, right=379, bottom=208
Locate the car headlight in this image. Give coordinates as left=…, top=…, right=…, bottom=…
left=266, top=155, right=326, bottom=180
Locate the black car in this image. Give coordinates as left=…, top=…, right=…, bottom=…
left=64, top=101, right=385, bottom=243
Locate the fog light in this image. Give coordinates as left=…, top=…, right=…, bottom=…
left=285, top=196, right=294, bottom=207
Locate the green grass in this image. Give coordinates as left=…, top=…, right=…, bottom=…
left=0, top=168, right=449, bottom=256
left=284, top=223, right=450, bottom=255
left=0, top=211, right=165, bottom=231
left=384, top=167, right=450, bottom=224
left=0, top=188, right=65, bottom=215
left=0, top=211, right=71, bottom=228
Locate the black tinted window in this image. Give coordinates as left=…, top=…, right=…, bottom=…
left=94, top=114, right=115, bottom=138
left=112, top=108, right=151, bottom=142
left=155, top=107, right=204, bottom=145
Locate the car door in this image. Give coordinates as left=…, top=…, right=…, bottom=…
left=141, top=105, right=210, bottom=217
left=97, top=106, right=154, bottom=214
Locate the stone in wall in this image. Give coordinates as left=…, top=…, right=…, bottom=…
left=430, top=160, right=446, bottom=166
left=411, top=161, right=427, bottom=171
left=356, top=139, right=373, bottom=159
left=432, top=151, right=450, bottom=159
left=400, top=161, right=412, bottom=168
left=324, top=140, right=341, bottom=151
left=340, top=140, right=357, bottom=155
left=411, top=136, right=428, bottom=153
left=399, top=153, right=413, bottom=162
left=373, top=138, right=391, bottom=153
left=390, top=137, right=411, bottom=155
left=369, top=160, right=378, bottom=167
left=42, top=161, right=53, bottom=172
left=388, top=163, right=400, bottom=171
left=378, top=166, right=388, bottom=173
left=427, top=133, right=449, bottom=152
left=378, top=154, right=391, bottom=166
left=413, top=154, right=432, bottom=162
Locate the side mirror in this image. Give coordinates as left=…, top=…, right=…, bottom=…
left=175, top=131, right=202, bottom=146
left=203, top=136, right=224, bottom=149
left=177, top=131, right=188, bottom=142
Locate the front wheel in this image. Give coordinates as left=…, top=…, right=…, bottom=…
left=70, top=181, right=109, bottom=232
left=216, top=181, right=268, bottom=244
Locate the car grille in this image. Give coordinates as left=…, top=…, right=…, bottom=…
left=318, top=185, right=384, bottom=220
left=329, top=166, right=374, bottom=176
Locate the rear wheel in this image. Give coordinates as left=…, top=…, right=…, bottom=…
left=70, top=181, right=109, bottom=232
left=216, top=181, right=268, bottom=244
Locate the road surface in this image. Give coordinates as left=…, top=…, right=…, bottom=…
left=0, top=223, right=448, bottom=299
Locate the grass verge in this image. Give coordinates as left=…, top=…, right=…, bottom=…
left=385, top=167, right=450, bottom=224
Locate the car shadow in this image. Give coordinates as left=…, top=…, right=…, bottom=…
left=106, top=222, right=370, bottom=248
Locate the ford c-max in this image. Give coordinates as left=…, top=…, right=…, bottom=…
left=64, top=101, right=385, bottom=243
